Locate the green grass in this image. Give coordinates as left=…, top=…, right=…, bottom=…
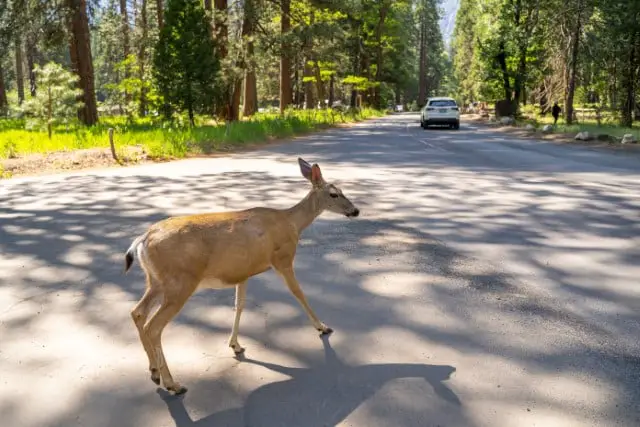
left=0, top=107, right=386, bottom=160
left=518, top=104, right=640, bottom=140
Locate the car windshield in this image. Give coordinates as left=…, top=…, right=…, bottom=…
left=429, top=100, right=457, bottom=107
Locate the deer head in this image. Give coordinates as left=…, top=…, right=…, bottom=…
left=298, top=157, right=360, bottom=218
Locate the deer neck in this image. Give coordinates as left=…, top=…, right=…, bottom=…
left=286, top=189, right=325, bottom=233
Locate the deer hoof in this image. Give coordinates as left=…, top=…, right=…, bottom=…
left=168, top=384, right=188, bottom=395
left=150, top=368, right=161, bottom=385
left=318, top=326, right=333, bottom=335
left=230, top=343, right=245, bottom=354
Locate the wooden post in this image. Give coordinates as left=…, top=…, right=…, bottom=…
left=108, top=128, right=120, bottom=163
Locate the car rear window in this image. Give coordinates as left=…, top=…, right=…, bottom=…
left=429, top=100, right=457, bottom=107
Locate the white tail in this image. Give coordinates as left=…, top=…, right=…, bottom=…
left=125, top=157, right=360, bottom=394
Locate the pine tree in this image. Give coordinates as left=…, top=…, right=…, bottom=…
left=153, top=0, right=221, bottom=126
left=20, top=62, right=84, bottom=139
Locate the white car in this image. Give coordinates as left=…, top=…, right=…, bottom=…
left=420, top=97, right=460, bottom=130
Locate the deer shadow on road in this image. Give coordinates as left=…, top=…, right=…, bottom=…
left=158, top=336, right=462, bottom=427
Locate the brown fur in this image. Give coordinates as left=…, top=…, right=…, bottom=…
left=125, top=158, right=360, bottom=394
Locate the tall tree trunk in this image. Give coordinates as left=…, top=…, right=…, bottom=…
left=350, top=23, right=360, bottom=107
left=279, top=0, right=292, bottom=114
left=497, top=40, right=511, bottom=102
left=0, top=64, right=7, bottom=114
left=314, top=61, right=324, bottom=107
left=214, top=0, right=231, bottom=120
left=513, top=47, right=527, bottom=109
left=230, top=0, right=255, bottom=120
left=138, top=0, right=148, bottom=116
left=15, top=38, right=25, bottom=104
left=564, top=13, right=581, bottom=125
left=373, top=2, right=390, bottom=108
left=68, top=0, right=99, bottom=125
left=156, top=0, right=163, bottom=29
left=242, top=0, right=257, bottom=117
left=120, top=0, right=131, bottom=103
left=293, top=57, right=301, bottom=107
left=621, top=31, right=637, bottom=127
left=418, top=14, right=427, bottom=107
left=26, top=36, right=37, bottom=97
left=303, top=10, right=315, bottom=109
left=328, top=73, right=335, bottom=108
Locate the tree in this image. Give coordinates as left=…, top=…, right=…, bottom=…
left=67, top=0, right=99, bottom=125
left=20, top=62, right=83, bottom=139
left=279, top=0, right=293, bottom=114
left=153, top=0, right=221, bottom=126
left=0, top=64, right=7, bottom=114
left=242, top=0, right=258, bottom=117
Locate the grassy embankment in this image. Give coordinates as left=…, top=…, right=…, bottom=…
left=517, top=104, right=640, bottom=140
left=0, top=107, right=386, bottom=163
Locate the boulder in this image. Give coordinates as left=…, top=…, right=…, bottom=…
left=574, top=131, right=592, bottom=141
left=525, top=124, right=536, bottom=131
left=542, top=124, right=553, bottom=133
left=621, top=133, right=637, bottom=144
left=500, top=116, right=515, bottom=126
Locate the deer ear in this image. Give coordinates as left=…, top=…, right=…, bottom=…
left=298, top=158, right=313, bottom=181
left=311, top=164, right=323, bottom=184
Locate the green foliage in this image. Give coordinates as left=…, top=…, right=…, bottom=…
left=153, top=0, right=221, bottom=125
left=0, top=108, right=387, bottom=160
left=19, top=62, right=84, bottom=139
left=104, top=55, right=162, bottom=121
left=451, top=0, right=640, bottom=126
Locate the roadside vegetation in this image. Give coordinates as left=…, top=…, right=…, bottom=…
left=451, top=0, right=640, bottom=142
left=0, top=0, right=448, bottom=177
left=0, top=108, right=384, bottom=161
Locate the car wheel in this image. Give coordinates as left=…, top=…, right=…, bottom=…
left=453, top=121, right=460, bottom=130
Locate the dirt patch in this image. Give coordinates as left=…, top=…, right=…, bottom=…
left=464, top=114, right=640, bottom=152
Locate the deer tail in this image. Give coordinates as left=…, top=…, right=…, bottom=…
left=124, top=232, right=148, bottom=274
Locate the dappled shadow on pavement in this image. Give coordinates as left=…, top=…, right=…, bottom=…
left=159, top=337, right=461, bottom=427
left=1, top=115, right=639, bottom=426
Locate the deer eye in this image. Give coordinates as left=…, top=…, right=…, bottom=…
left=330, top=193, right=339, bottom=198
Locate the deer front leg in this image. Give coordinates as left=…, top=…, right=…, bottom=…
left=228, top=281, right=247, bottom=354
left=274, top=266, right=333, bottom=335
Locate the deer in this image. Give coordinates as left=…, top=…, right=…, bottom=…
left=124, top=157, right=360, bottom=395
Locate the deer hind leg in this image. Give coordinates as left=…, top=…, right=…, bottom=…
left=228, top=281, right=247, bottom=355
left=274, top=265, right=332, bottom=335
left=144, top=280, right=195, bottom=395
left=131, top=277, right=163, bottom=385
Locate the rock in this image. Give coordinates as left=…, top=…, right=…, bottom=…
left=500, top=116, right=515, bottom=126
left=574, top=131, right=592, bottom=141
left=542, top=125, right=553, bottom=133
left=621, top=133, right=637, bottom=144
left=525, top=124, right=536, bottom=131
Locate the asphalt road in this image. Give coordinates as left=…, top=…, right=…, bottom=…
left=1, top=113, right=639, bottom=427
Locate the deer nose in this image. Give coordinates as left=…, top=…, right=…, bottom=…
left=347, top=208, right=360, bottom=218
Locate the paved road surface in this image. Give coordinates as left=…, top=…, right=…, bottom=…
left=1, top=114, right=639, bottom=427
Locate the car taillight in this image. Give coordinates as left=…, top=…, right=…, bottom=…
left=451, top=107, right=459, bottom=111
